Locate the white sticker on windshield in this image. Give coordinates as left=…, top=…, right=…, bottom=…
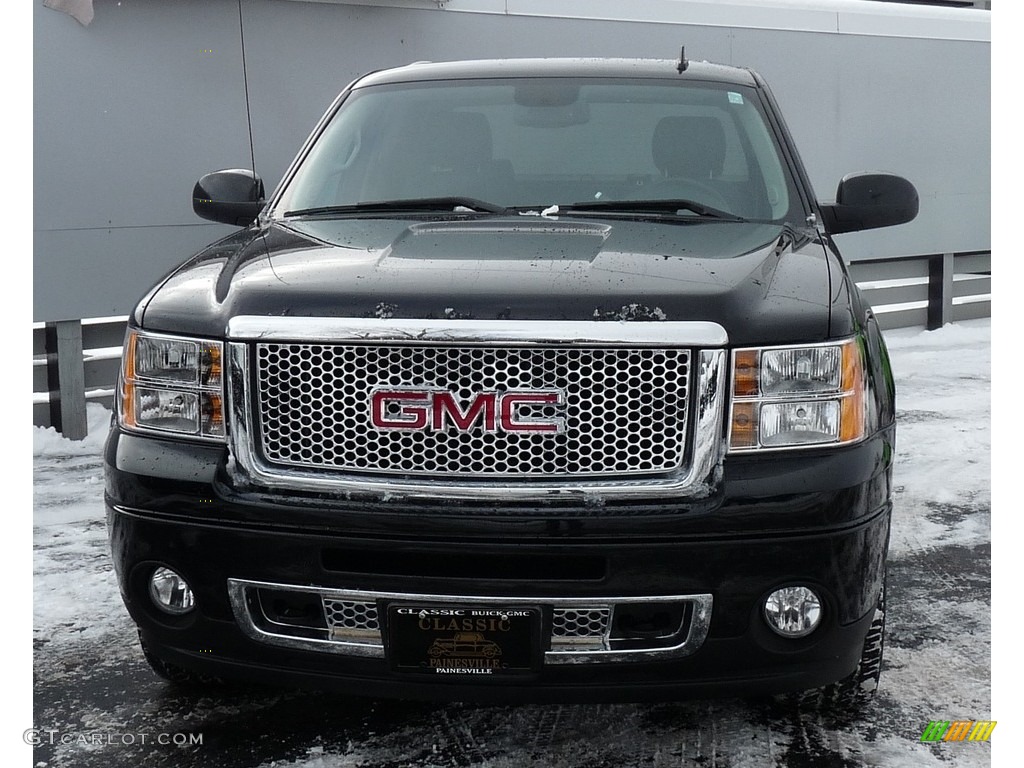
left=728, top=91, right=744, bottom=105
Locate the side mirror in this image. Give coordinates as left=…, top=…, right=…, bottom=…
left=819, top=173, right=918, bottom=235
left=192, top=169, right=265, bottom=226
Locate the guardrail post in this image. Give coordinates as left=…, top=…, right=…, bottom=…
left=927, top=253, right=954, bottom=330
left=44, top=320, right=88, bottom=440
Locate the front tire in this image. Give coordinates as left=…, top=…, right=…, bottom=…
left=801, top=583, right=886, bottom=714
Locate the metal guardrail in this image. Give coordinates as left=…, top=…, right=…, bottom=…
left=32, top=250, right=991, bottom=437
left=848, top=250, right=991, bottom=331
left=33, top=316, right=126, bottom=440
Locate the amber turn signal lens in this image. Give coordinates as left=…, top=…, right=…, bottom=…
left=839, top=339, right=866, bottom=443
left=120, top=331, right=138, bottom=428
left=203, top=344, right=223, bottom=387
left=730, top=401, right=758, bottom=449
left=732, top=349, right=759, bottom=397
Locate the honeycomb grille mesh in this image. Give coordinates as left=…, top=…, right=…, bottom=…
left=254, top=343, right=689, bottom=477
left=323, top=599, right=379, bottom=631
left=551, top=608, right=612, bottom=638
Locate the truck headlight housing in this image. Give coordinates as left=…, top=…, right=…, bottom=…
left=729, top=337, right=865, bottom=451
left=118, top=329, right=225, bottom=440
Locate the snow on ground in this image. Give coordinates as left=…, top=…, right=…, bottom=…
left=883, top=322, right=991, bottom=557
left=33, top=404, right=127, bottom=649
left=31, top=320, right=994, bottom=768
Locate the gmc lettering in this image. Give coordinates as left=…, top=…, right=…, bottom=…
left=370, top=390, right=564, bottom=434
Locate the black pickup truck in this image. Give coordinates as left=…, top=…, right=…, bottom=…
left=104, top=57, right=917, bottom=707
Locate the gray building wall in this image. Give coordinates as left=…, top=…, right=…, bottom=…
left=33, top=0, right=990, bottom=322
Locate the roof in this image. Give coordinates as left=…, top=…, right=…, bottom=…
left=352, top=58, right=760, bottom=90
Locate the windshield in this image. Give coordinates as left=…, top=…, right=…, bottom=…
left=273, top=78, right=802, bottom=223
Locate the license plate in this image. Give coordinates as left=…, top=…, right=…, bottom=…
left=387, top=604, right=541, bottom=677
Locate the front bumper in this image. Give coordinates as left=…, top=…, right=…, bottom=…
left=104, top=426, right=892, bottom=702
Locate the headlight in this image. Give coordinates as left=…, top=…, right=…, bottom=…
left=118, top=330, right=225, bottom=440
left=728, top=338, right=865, bottom=451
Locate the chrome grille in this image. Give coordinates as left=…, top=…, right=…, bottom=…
left=254, top=343, right=689, bottom=478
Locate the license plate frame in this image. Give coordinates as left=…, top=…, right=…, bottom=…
left=387, top=603, right=543, bottom=678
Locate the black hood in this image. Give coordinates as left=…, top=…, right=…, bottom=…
left=137, top=216, right=841, bottom=346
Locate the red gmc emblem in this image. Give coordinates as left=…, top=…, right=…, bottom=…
left=370, top=389, right=565, bottom=434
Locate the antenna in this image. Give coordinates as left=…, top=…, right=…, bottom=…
left=677, top=46, right=689, bottom=74
left=236, top=0, right=258, bottom=191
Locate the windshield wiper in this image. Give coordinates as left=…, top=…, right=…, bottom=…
left=284, top=197, right=508, bottom=217
left=554, top=199, right=745, bottom=222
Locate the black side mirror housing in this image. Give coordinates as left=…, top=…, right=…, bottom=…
left=819, top=173, right=919, bottom=235
left=192, top=169, right=265, bottom=226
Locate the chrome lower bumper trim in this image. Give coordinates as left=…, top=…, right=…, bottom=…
left=228, top=578, right=713, bottom=665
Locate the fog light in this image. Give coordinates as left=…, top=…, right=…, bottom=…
left=149, top=567, right=196, bottom=615
left=764, top=586, right=821, bottom=638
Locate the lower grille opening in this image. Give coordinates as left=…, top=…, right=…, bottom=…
left=612, top=602, right=687, bottom=639
left=249, top=588, right=327, bottom=641
left=258, top=589, right=326, bottom=629
left=610, top=603, right=693, bottom=651
left=322, top=548, right=607, bottom=582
